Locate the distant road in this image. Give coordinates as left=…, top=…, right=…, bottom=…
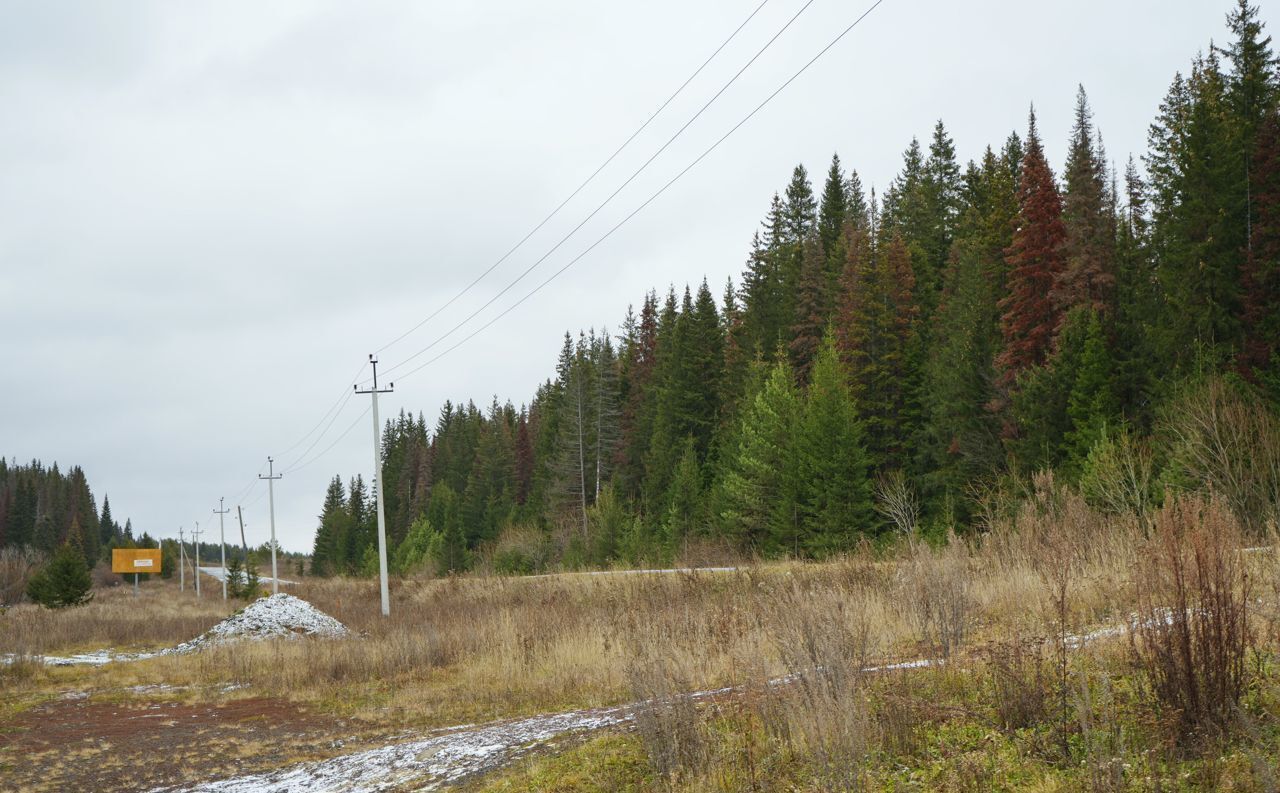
left=198, top=566, right=297, bottom=586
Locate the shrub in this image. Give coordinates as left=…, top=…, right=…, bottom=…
left=985, top=633, right=1049, bottom=732
left=899, top=533, right=972, bottom=659
left=627, top=658, right=707, bottom=783
left=760, top=581, right=874, bottom=790
left=1159, top=377, right=1280, bottom=533
left=1079, top=426, right=1159, bottom=517
left=26, top=542, right=93, bottom=609
left=1130, top=494, right=1252, bottom=745
left=0, top=546, right=42, bottom=606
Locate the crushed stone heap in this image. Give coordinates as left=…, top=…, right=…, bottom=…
left=170, top=593, right=349, bottom=654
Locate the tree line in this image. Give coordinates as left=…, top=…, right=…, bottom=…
left=311, top=1, right=1280, bottom=575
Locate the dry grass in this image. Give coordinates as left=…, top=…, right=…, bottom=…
left=0, top=579, right=236, bottom=655
left=3, top=488, right=1274, bottom=790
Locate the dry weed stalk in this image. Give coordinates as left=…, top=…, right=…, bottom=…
left=900, top=534, right=972, bottom=659
left=1130, top=494, right=1252, bottom=746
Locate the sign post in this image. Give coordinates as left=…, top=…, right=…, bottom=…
left=112, top=549, right=163, bottom=596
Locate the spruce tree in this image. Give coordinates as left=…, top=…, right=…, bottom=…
left=998, top=109, right=1067, bottom=384
left=789, top=234, right=828, bottom=385
left=794, top=334, right=872, bottom=554
left=1242, top=111, right=1280, bottom=387
left=718, top=359, right=799, bottom=552
left=662, top=437, right=702, bottom=553
left=1063, top=309, right=1119, bottom=474
left=26, top=541, right=93, bottom=608
left=1056, top=86, right=1116, bottom=319
left=1148, top=55, right=1241, bottom=365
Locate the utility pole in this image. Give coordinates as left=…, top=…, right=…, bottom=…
left=355, top=354, right=393, bottom=617
left=192, top=522, right=203, bottom=598
left=214, top=498, right=230, bottom=601
left=237, top=505, right=248, bottom=556
left=178, top=527, right=186, bottom=593
left=259, top=457, right=282, bottom=595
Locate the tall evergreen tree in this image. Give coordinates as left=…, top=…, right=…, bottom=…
left=789, top=234, right=828, bottom=385
left=1056, top=86, right=1116, bottom=318
left=1242, top=111, right=1280, bottom=387
left=793, top=334, right=873, bottom=554
left=998, top=109, right=1067, bottom=384
left=718, top=359, right=799, bottom=552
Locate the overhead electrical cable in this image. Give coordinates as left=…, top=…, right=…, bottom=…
left=282, top=405, right=372, bottom=476
left=277, top=387, right=358, bottom=472
left=370, top=0, right=773, bottom=360
left=373, top=0, right=819, bottom=382
left=272, top=360, right=367, bottom=460
left=391, top=0, right=888, bottom=385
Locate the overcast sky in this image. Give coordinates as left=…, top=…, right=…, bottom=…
left=0, top=0, right=1261, bottom=552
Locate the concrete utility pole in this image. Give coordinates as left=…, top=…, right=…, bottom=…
left=356, top=354, right=394, bottom=617
left=259, top=457, right=282, bottom=595
left=178, top=526, right=186, bottom=592
left=192, top=522, right=203, bottom=598
left=214, top=498, right=230, bottom=600
left=237, top=505, right=248, bottom=556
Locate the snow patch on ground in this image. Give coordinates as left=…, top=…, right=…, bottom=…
left=2, top=594, right=347, bottom=667
left=156, top=707, right=634, bottom=793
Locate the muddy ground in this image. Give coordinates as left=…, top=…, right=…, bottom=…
left=0, top=691, right=391, bottom=793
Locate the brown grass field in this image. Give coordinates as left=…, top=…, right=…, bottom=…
left=2, top=484, right=1279, bottom=791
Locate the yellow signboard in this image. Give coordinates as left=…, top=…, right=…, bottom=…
left=112, top=548, right=163, bottom=574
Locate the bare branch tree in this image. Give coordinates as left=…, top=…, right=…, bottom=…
left=874, top=470, right=920, bottom=535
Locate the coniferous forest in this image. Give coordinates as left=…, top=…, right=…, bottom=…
left=0, top=459, right=134, bottom=561
left=311, top=2, right=1280, bottom=577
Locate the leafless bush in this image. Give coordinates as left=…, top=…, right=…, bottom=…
left=1130, top=494, right=1252, bottom=745
left=1160, top=377, right=1280, bottom=532
left=984, top=634, right=1049, bottom=731
left=874, top=470, right=920, bottom=535
left=1079, top=426, right=1159, bottom=518
left=627, top=658, right=707, bottom=784
left=0, top=546, right=42, bottom=605
left=92, top=562, right=123, bottom=589
left=760, top=581, right=876, bottom=791
left=900, top=534, right=972, bottom=659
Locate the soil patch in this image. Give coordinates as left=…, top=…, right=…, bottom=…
left=0, top=694, right=378, bottom=792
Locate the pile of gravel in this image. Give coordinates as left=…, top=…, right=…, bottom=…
left=169, top=593, right=349, bottom=654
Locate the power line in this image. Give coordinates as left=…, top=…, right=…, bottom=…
left=278, top=387, right=358, bottom=472
left=373, top=0, right=819, bottom=383
left=272, top=360, right=368, bottom=461
left=370, top=0, right=774, bottom=361
left=391, top=0, right=888, bottom=386
left=281, top=404, right=372, bottom=476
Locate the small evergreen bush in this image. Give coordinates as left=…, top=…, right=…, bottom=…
left=26, top=542, right=93, bottom=608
